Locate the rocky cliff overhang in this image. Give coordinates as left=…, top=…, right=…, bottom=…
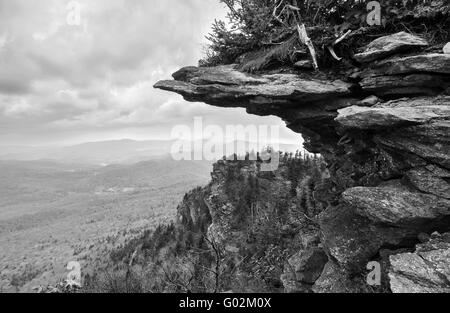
left=155, top=32, right=450, bottom=293
left=155, top=38, right=450, bottom=154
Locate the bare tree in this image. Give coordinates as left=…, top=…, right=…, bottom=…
left=202, top=235, right=222, bottom=293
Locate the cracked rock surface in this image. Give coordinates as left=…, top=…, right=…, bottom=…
left=389, top=232, right=450, bottom=293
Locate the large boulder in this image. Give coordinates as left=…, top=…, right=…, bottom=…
left=389, top=232, right=450, bottom=293
left=341, top=187, right=450, bottom=227
left=320, top=181, right=450, bottom=273
left=319, top=204, right=418, bottom=271
left=354, top=32, right=428, bottom=63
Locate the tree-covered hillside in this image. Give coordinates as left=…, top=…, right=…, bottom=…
left=84, top=152, right=330, bottom=293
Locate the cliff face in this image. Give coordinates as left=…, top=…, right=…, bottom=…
left=155, top=32, right=450, bottom=293
left=174, top=157, right=328, bottom=292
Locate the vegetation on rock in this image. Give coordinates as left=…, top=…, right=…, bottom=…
left=200, top=0, right=449, bottom=71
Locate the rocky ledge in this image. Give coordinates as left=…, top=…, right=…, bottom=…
left=155, top=32, right=450, bottom=293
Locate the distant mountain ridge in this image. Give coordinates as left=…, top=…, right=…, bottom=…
left=0, top=139, right=175, bottom=165
left=0, top=156, right=214, bottom=292
left=0, top=139, right=302, bottom=165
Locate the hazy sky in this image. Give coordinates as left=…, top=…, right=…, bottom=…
left=0, top=0, right=302, bottom=146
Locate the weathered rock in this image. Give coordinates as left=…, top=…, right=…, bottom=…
left=356, top=95, right=381, bottom=107
left=171, top=65, right=266, bottom=85
left=312, top=261, right=368, bottom=293
left=281, top=274, right=309, bottom=293
left=389, top=232, right=450, bottom=293
left=379, top=248, right=412, bottom=291
left=444, top=42, right=450, bottom=54
left=154, top=65, right=354, bottom=108
left=281, top=247, right=328, bottom=292
left=426, top=164, right=450, bottom=178
left=354, top=32, right=428, bottom=63
left=383, top=96, right=449, bottom=109
left=294, top=60, right=314, bottom=70
left=371, top=53, right=450, bottom=76
left=341, top=187, right=450, bottom=227
left=177, top=188, right=212, bottom=233
left=406, top=167, right=450, bottom=199
left=336, top=97, right=450, bottom=130
left=375, top=121, right=450, bottom=170
left=359, top=74, right=449, bottom=97
left=319, top=204, right=418, bottom=271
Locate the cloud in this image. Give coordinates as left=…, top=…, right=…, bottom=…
left=0, top=0, right=302, bottom=146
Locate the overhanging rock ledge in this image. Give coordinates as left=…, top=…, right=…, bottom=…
left=154, top=32, right=450, bottom=293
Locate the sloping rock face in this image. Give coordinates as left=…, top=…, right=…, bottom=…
left=155, top=32, right=450, bottom=293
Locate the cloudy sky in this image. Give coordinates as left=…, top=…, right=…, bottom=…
left=0, top=0, right=302, bottom=147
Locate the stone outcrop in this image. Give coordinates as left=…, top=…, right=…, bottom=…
left=154, top=65, right=354, bottom=108
left=155, top=31, right=450, bottom=293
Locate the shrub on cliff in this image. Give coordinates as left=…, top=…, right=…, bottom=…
left=200, top=0, right=449, bottom=69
